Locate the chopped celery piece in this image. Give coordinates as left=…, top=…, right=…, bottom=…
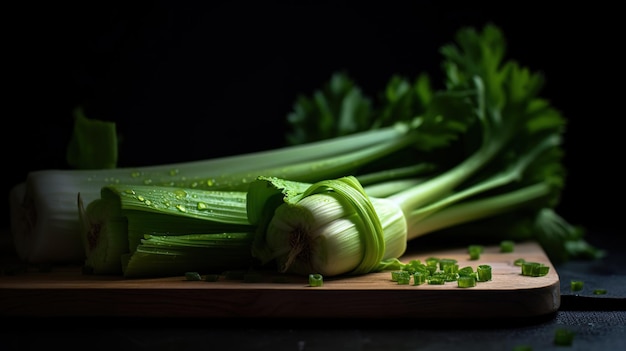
left=438, top=258, right=458, bottom=271
left=425, top=265, right=438, bottom=275
left=457, top=275, right=476, bottom=288
left=570, top=280, right=584, bottom=291
left=443, top=263, right=459, bottom=274
left=468, top=250, right=481, bottom=260
left=521, top=262, right=537, bottom=276
left=477, top=265, right=492, bottom=281
left=391, top=271, right=406, bottom=282
left=403, top=259, right=423, bottom=272
left=468, top=244, right=484, bottom=253
left=413, top=271, right=426, bottom=285
left=458, top=266, right=474, bottom=277
left=427, top=276, right=445, bottom=285
left=425, top=258, right=439, bottom=274
left=425, top=257, right=439, bottom=266
left=521, top=262, right=549, bottom=277
left=468, top=244, right=484, bottom=260
left=309, top=273, right=324, bottom=287
left=397, top=273, right=411, bottom=285
left=500, top=240, right=515, bottom=253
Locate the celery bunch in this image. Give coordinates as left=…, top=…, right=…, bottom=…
left=10, top=24, right=603, bottom=278
left=11, top=119, right=448, bottom=264
left=245, top=24, right=603, bottom=276
left=76, top=69, right=476, bottom=275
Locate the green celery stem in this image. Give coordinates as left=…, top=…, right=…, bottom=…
left=388, top=142, right=498, bottom=213
left=405, top=182, right=551, bottom=240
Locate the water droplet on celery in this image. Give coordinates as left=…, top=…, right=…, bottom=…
left=124, top=189, right=136, bottom=195
left=131, top=171, right=141, bottom=178
left=143, top=179, right=153, bottom=185
left=169, top=169, right=179, bottom=176
left=137, top=195, right=145, bottom=202
left=104, top=177, right=120, bottom=184
left=175, top=204, right=186, bottom=212
left=173, top=189, right=187, bottom=198
left=197, top=202, right=208, bottom=210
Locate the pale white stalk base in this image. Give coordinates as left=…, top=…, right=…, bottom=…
left=10, top=180, right=86, bottom=263
left=265, top=193, right=407, bottom=276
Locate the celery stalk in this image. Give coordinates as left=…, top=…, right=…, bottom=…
left=245, top=174, right=554, bottom=276
left=245, top=25, right=595, bottom=276
left=12, top=48, right=473, bottom=265
left=79, top=184, right=253, bottom=274
left=122, top=233, right=255, bottom=278
left=82, top=166, right=430, bottom=276
left=11, top=123, right=423, bottom=263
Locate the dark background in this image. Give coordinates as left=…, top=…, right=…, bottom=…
left=4, top=1, right=622, bottom=234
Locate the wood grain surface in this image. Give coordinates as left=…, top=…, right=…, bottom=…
left=0, top=241, right=560, bottom=319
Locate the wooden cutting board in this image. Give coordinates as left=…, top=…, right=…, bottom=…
left=0, top=241, right=559, bottom=319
